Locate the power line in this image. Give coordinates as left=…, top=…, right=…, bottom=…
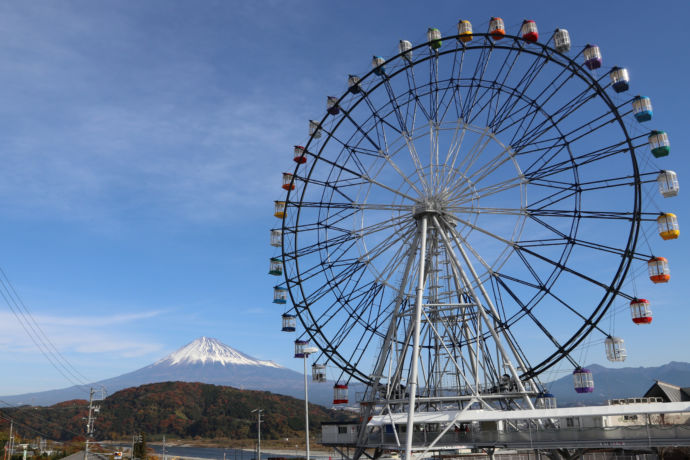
left=0, top=266, right=92, bottom=393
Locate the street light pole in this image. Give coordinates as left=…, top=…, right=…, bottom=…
left=251, top=409, right=263, bottom=460
left=302, top=346, right=318, bottom=460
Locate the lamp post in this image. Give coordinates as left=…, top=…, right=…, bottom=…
left=295, top=342, right=319, bottom=460
left=251, top=409, right=263, bottom=460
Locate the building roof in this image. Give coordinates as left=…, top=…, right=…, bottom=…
left=644, top=380, right=690, bottom=402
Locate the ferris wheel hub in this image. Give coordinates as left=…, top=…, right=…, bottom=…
left=411, top=197, right=446, bottom=219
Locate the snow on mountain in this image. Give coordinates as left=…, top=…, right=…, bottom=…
left=155, top=337, right=282, bottom=368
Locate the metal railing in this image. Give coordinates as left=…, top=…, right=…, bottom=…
left=358, top=424, right=690, bottom=449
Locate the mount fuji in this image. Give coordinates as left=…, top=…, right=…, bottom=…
left=0, top=337, right=334, bottom=406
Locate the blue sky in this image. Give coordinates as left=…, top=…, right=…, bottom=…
left=0, top=1, right=689, bottom=397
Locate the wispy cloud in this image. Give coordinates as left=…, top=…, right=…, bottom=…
left=0, top=3, right=312, bottom=227
left=0, top=310, right=165, bottom=358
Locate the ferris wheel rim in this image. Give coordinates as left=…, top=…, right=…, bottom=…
left=280, top=30, right=644, bottom=385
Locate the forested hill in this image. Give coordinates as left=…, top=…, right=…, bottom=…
left=0, top=382, right=353, bottom=441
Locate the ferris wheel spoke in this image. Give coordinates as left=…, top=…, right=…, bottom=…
left=530, top=173, right=655, bottom=194
left=449, top=126, right=492, bottom=182
left=381, top=79, right=411, bottom=134
left=516, top=244, right=613, bottom=293
left=403, top=131, right=432, bottom=196
left=523, top=142, right=629, bottom=180
left=433, top=54, right=466, bottom=125
left=489, top=51, right=550, bottom=130
left=440, top=118, right=468, bottom=185
left=455, top=142, right=518, bottom=193
left=357, top=223, right=416, bottom=269
left=462, top=45, right=494, bottom=121
left=445, top=205, right=527, bottom=217
left=492, top=53, right=574, bottom=134
left=429, top=50, right=440, bottom=122
left=521, top=218, right=651, bottom=261
left=300, top=261, right=369, bottom=307
left=375, top=232, right=418, bottom=287
left=543, top=288, right=608, bottom=336
left=448, top=175, right=523, bottom=205
left=509, top=63, right=592, bottom=136
left=525, top=185, right=578, bottom=210
left=492, top=275, right=571, bottom=371
left=479, top=42, right=523, bottom=126
left=312, top=152, right=418, bottom=202
left=511, top=88, right=600, bottom=150
left=492, top=64, right=577, bottom=139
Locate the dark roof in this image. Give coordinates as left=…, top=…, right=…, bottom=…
left=644, top=380, right=690, bottom=402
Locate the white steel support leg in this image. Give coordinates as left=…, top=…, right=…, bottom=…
left=405, top=215, right=429, bottom=460
left=441, top=218, right=535, bottom=409
left=431, top=216, right=532, bottom=407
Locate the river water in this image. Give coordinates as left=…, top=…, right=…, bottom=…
left=148, top=445, right=334, bottom=460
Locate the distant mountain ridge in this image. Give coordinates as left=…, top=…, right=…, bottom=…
left=545, top=361, right=690, bottom=406
left=0, top=337, right=334, bottom=407
left=2, top=337, right=689, bottom=408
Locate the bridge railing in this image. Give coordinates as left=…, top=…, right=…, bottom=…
left=365, top=424, right=690, bottom=447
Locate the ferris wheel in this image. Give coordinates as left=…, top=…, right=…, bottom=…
left=269, top=17, right=679, bottom=407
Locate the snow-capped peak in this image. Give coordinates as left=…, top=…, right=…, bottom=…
left=155, top=337, right=282, bottom=368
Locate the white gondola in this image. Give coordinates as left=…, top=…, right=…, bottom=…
left=372, top=56, right=386, bottom=76
left=348, top=74, right=361, bottom=94
left=269, top=257, right=282, bottom=276
left=293, top=145, right=306, bottom=164
left=630, top=298, right=652, bottom=324
left=427, top=27, right=442, bottom=50
left=333, top=383, right=349, bottom=404
left=312, top=364, right=327, bottom=382
left=657, top=213, right=679, bottom=240
left=294, top=339, right=309, bottom=358
left=632, top=96, right=653, bottom=122
left=553, top=28, right=571, bottom=53
left=583, top=44, right=602, bottom=70
left=649, top=130, right=670, bottom=158
left=535, top=392, right=557, bottom=409
left=282, top=172, right=295, bottom=191
left=309, top=120, right=322, bottom=139
left=281, top=313, right=296, bottom=332
left=457, top=20, right=472, bottom=43
left=273, top=286, right=288, bottom=304
left=657, top=170, right=679, bottom=198
left=399, top=40, right=413, bottom=61
left=604, top=336, right=627, bottom=362
left=609, top=67, right=629, bottom=93
left=327, top=96, right=340, bottom=115
left=274, top=201, right=286, bottom=218
left=573, top=367, right=594, bottom=393
left=270, top=229, right=282, bottom=247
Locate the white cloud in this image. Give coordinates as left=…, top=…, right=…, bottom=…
left=0, top=310, right=165, bottom=359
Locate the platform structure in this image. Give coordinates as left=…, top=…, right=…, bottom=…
left=321, top=402, right=690, bottom=459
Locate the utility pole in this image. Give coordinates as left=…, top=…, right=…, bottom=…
left=84, top=387, right=104, bottom=460
left=162, top=435, right=166, bottom=460
left=250, top=409, right=263, bottom=460
left=4, top=421, right=13, bottom=460
left=84, top=388, right=95, bottom=460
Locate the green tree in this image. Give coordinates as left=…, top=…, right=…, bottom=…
left=132, top=432, right=147, bottom=460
